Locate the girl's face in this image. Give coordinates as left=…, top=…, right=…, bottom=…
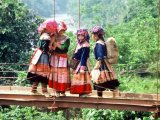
left=78, top=34, right=85, bottom=42
left=92, top=34, right=98, bottom=41
left=50, top=33, right=57, bottom=40
left=58, top=30, right=65, bottom=36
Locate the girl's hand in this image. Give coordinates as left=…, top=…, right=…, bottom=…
left=54, top=42, right=61, bottom=49
left=80, top=70, right=85, bottom=74
left=94, top=60, right=101, bottom=69
left=94, top=67, right=99, bottom=70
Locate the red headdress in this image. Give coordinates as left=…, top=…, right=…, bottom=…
left=38, top=19, right=58, bottom=35
left=58, top=21, right=67, bottom=32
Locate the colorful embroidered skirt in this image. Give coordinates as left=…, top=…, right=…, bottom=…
left=49, top=54, right=70, bottom=92
left=70, top=71, right=92, bottom=94
left=93, top=64, right=120, bottom=91
left=27, top=52, right=50, bottom=84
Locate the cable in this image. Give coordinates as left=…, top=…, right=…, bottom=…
left=53, top=0, right=56, bottom=20
left=78, top=0, right=80, bottom=29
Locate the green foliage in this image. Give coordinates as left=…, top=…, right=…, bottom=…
left=0, top=0, right=160, bottom=119
left=68, top=0, right=128, bottom=28
left=0, top=0, right=43, bottom=63
left=106, top=15, right=157, bottom=64
left=82, top=109, right=153, bottom=120
left=0, top=106, right=65, bottom=120
left=14, top=71, right=29, bottom=86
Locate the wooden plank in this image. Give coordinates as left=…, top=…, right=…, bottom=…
left=0, top=86, right=160, bottom=113
left=1, top=86, right=160, bottom=100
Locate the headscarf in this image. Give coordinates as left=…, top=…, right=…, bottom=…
left=91, top=26, right=105, bottom=36
left=58, top=21, right=67, bottom=32
left=76, top=29, right=90, bottom=44
left=37, top=18, right=58, bottom=36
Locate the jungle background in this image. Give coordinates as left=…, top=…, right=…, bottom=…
left=0, top=0, right=159, bottom=119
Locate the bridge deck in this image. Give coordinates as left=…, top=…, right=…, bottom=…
left=0, top=86, right=160, bottom=113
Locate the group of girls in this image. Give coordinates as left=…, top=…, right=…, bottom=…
left=27, top=19, right=119, bottom=98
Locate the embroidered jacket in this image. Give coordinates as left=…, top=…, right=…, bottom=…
left=94, top=40, right=107, bottom=69
left=37, top=33, right=50, bottom=53
left=73, top=41, right=90, bottom=70
left=54, top=38, right=70, bottom=54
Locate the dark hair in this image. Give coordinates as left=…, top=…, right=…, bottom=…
left=93, top=33, right=105, bottom=41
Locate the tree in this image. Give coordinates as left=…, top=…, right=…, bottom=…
left=0, top=0, right=43, bottom=63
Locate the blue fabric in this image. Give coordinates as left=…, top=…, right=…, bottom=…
left=94, top=43, right=107, bottom=60
left=73, top=47, right=90, bottom=66
left=94, top=43, right=108, bottom=70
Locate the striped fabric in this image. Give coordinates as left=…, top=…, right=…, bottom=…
left=49, top=54, right=70, bottom=92
left=27, top=52, right=50, bottom=83
left=70, top=71, right=92, bottom=94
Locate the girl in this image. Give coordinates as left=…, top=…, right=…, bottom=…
left=70, top=29, right=92, bottom=97
left=49, top=21, right=70, bottom=97
left=91, top=26, right=120, bottom=97
left=27, top=19, right=58, bottom=97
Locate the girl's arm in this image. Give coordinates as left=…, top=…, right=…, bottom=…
left=49, top=36, right=56, bottom=50
left=80, top=47, right=90, bottom=72
left=55, top=38, right=70, bottom=50
left=94, top=43, right=104, bottom=69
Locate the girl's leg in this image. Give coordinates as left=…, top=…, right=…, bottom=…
left=56, top=91, right=60, bottom=97
left=41, top=82, right=52, bottom=98
left=97, top=90, right=103, bottom=97
left=41, top=82, right=48, bottom=93
left=60, top=91, right=66, bottom=96
left=31, top=82, right=39, bottom=93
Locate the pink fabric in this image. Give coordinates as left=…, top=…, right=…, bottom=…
left=49, top=67, right=70, bottom=92
left=50, top=55, right=68, bottom=67
left=91, top=26, right=105, bottom=35
left=38, top=19, right=58, bottom=34
left=58, top=21, right=67, bottom=32
left=80, top=66, right=86, bottom=70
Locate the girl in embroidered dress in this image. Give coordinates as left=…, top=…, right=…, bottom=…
left=70, top=29, right=92, bottom=97
left=49, top=21, right=70, bottom=97
left=91, top=26, right=120, bottom=97
left=27, top=19, right=58, bottom=97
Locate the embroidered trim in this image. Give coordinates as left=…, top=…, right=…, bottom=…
left=96, top=39, right=105, bottom=45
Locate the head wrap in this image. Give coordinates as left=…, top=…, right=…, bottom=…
left=91, top=26, right=105, bottom=36
left=37, top=18, right=58, bottom=35
left=76, top=29, right=90, bottom=43
left=58, top=21, right=67, bottom=32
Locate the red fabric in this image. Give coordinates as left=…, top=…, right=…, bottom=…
left=38, top=19, right=58, bottom=34
left=49, top=81, right=70, bottom=92
left=58, top=21, right=67, bottom=32
left=70, top=84, right=92, bottom=94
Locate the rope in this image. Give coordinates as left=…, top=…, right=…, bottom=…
left=78, top=0, right=81, bottom=29
left=53, top=0, right=56, bottom=20
left=156, top=0, right=160, bottom=103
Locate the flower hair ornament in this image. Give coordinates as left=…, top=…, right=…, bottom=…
left=76, top=29, right=90, bottom=43
left=91, top=26, right=105, bottom=36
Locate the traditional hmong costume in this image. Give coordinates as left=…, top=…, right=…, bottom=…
left=27, top=33, right=51, bottom=93
left=91, top=26, right=119, bottom=97
left=70, top=29, right=92, bottom=96
left=27, top=19, right=58, bottom=95
left=93, top=40, right=119, bottom=92
left=49, top=36, right=70, bottom=93
left=49, top=21, right=71, bottom=96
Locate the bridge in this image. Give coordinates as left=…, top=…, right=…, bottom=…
left=0, top=86, right=160, bottom=119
